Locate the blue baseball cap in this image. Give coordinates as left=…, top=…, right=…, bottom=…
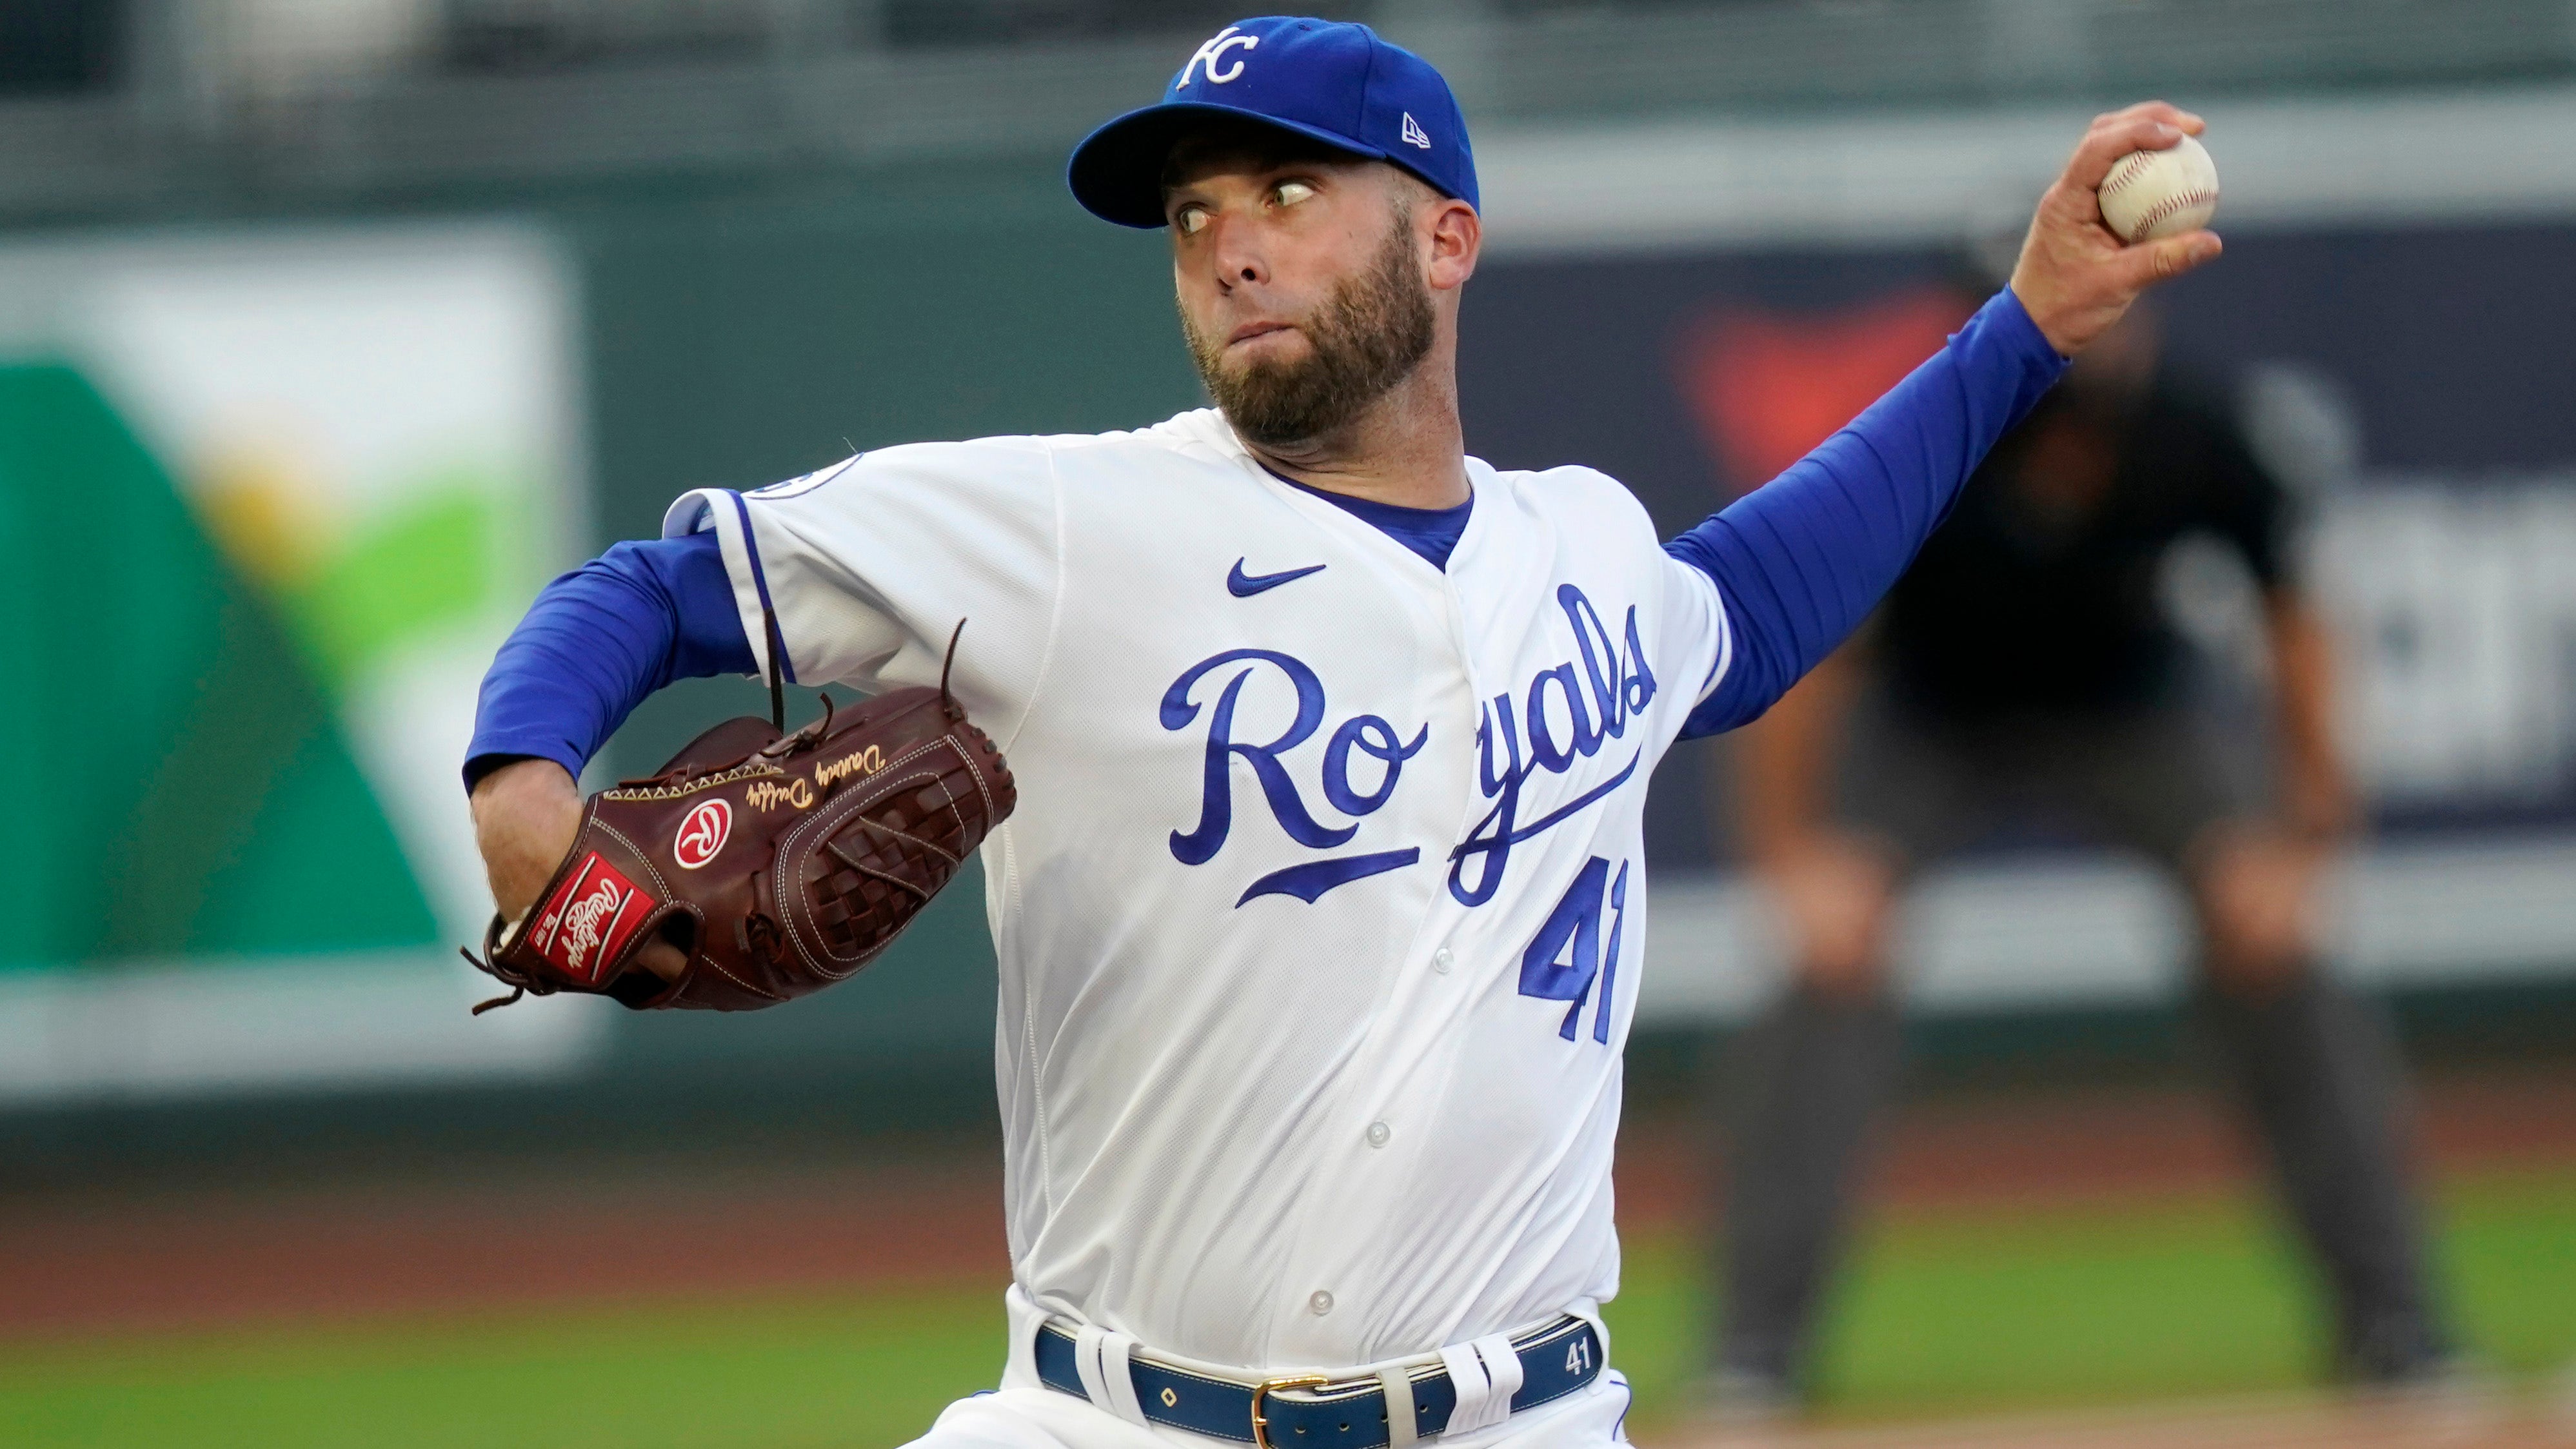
left=1067, top=17, right=1478, bottom=230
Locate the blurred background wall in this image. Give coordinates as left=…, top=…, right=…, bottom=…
left=3, top=0, right=2573, bottom=1184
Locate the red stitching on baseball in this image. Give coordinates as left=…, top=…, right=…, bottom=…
left=2100, top=149, right=2214, bottom=239
left=2101, top=152, right=2153, bottom=196
left=2131, top=187, right=2217, bottom=237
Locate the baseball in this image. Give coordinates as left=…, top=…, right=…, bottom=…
left=2098, top=132, right=2219, bottom=243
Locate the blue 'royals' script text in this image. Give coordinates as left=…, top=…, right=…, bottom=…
left=1156, top=584, right=1656, bottom=911
left=1449, top=586, right=1656, bottom=906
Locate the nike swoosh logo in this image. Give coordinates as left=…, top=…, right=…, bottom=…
left=1227, top=558, right=1326, bottom=597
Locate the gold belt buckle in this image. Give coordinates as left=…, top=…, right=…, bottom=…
left=1249, top=1374, right=1332, bottom=1449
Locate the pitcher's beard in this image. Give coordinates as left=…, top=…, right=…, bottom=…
left=1182, top=219, right=1436, bottom=451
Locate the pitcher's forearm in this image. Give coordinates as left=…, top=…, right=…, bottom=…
left=469, top=757, right=583, bottom=925
left=1669, top=291, right=2065, bottom=737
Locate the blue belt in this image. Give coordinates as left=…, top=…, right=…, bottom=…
left=1035, top=1316, right=1601, bottom=1448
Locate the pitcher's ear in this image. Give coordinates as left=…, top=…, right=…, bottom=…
left=1427, top=199, right=1481, bottom=290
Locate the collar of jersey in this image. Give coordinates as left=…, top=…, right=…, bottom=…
left=1262, top=465, right=1472, bottom=574
left=1184, top=408, right=1496, bottom=584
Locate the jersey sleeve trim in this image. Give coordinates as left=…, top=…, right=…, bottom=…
left=662, top=487, right=797, bottom=686
left=1696, top=562, right=1733, bottom=705
left=726, top=489, right=797, bottom=687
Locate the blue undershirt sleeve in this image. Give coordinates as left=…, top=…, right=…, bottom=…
left=1667, top=287, right=2069, bottom=739
left=462, top=529, right=758, bottom=791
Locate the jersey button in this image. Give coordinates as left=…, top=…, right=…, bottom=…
left=1366, top=1121, right=1391, bottom=1148
left=1431, top=948, right=1454, bottom=974
left=1308, top=1290, right=1335, bottom=1316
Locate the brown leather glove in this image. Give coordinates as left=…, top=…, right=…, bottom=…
left=464, top=676, right=1016, bottom=1014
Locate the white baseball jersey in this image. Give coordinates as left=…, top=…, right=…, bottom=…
left=664, top=406, right=1729, bottom=1375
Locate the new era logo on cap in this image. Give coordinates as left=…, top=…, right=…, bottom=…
left=1066, top=16, right=1479, bottom=229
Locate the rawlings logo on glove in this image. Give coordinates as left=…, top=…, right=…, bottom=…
left=526, top=854, right=657, bottom=983
left=464, top=629, right=1016, bottom=1014
left=673, top=800, right=730, bottom=869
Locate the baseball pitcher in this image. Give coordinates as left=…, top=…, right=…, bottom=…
left=463, top=17, right=2222, bottom=1448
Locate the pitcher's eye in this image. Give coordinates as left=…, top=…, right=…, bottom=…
left=1176, top=206, right=1209, bottom=236
left=1275, top=181, right=1315, bottom=208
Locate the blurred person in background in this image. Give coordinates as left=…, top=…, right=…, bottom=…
left=1705, top=283, right=2457, bottom=1416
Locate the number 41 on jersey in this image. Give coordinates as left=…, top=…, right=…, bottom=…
left=1518, top=857, right=1629, bottom=1043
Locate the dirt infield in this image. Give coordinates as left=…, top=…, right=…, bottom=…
left=1661, top=1386, right=2576, bottom=1449
left=3, top=1065, right=2571, bottom=1339
left=0, top=1155, right=1010, bottom=1336
left=1614, top=1065, right=2576, bottom=1227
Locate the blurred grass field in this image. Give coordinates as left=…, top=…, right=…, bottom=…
left=5, top=1167, right=2568, bottom=1449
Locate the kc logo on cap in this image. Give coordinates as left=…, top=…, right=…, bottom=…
left=1066, top=15, right=1481, bottom=230
left=1178, top=25, right=1259, bottom=86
